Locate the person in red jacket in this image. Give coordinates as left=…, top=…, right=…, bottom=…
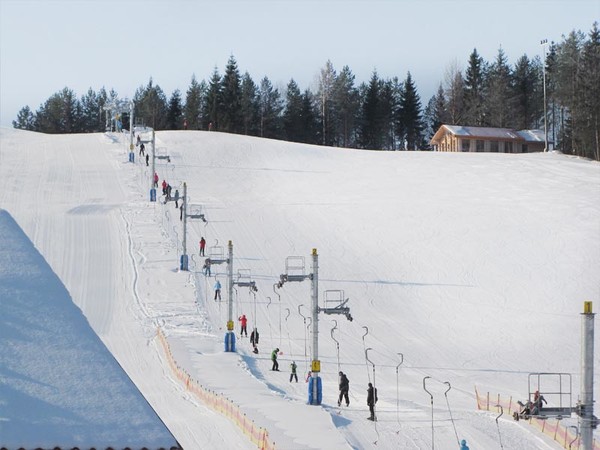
left=199, top=237, right=206, bottom=256
left=238, top=314, right=248, bottom=337
left=153, top=172, right=159, bottom=188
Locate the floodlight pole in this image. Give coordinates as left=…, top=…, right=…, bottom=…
left=580, top=301, right=596, bottom=449
left=541, top=39, right=549, bottom=152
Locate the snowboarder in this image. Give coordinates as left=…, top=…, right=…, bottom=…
left=214, top=279, right=221, bottom=301
left=367, top=382, right=378, bottom=421
left=290, top=361, right=298, bottom=382
left=203, top=258, right=211, bottom=276
left=338, top=372, right=350, bottom=407
left=271, top=348, right=279, bottom=371
left=238, top=314, right=248, bottom=337
left=460, top=439, right=470, bottom=450
left=199, top=237, right=206, bottom=256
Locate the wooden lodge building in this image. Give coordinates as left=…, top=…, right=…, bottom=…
left=430, top=125, right=548, bottom=153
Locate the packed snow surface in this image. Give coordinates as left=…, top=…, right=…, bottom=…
left=0, top=127, right=598, bottom=449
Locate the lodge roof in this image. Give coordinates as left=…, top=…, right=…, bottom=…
left=431, top=125, right=547, bottom=144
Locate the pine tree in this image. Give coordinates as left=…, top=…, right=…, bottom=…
left=203, top=67, right=222, bottom=131
left=398, top=72, right=423, bottom=150
left=512, top=54, right=542, bottom=130
left=221, top=55, right=243, bottom=133
left=283, top=79, right=304, bottom=142
left=380, top=77, right=400, bottom=150
left=358, top=71, right=385, bottom=150
left=185, top=75, right=204, bottom=130
left=258, top=76, right=283, bottom=139
left=134, top=79, right=168, bottom=130
left=80, top=88, right=102, bottom=132
left=423, top=85, right=447, bottom=147
left=463, top=49, right=487, bottom=126
left=332, top=65, right=360, bottom=148
left=485, top=47, right=513, bottom=127
left=36, top=87, right=81, bottom=133
left=300, top=89, right=320, bottom=144
left=166, top=89, right=184, bottom=130
left=12, top=106, right=36, bottom=130
left=240, top=72, right=259, bottom=135
left=577, top=22, right=600, bottom=160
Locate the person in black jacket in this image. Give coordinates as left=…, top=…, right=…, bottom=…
left=338, top=372, right=350, bottom=407
left=367, top=382, right=378, bottom=421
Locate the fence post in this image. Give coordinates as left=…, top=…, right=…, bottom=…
left=487, top=391, right=490, bottom=411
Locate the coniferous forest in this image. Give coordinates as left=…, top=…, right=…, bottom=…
left=12, top=23, right=599, bottom=160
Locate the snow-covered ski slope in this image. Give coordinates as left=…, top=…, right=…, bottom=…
left=0, top=209, right=180, bottom=449
left=0, top=127, right=598, bottom=449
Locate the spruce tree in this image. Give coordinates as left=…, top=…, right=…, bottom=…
left=512, top=55, right=542, bottom=130
left=240, top=72, right=259, bottom=135
left=258, top=77, right=283, bottom=139
left=221, top=55, right=243, bottom=133
left=185, top=75, right=204, bottom=130
left=283, top=79, right=303, bottom=142
left=358, top=71, right=384, bottom=150
left=300, top=89, right=320, bottom=144
left=463, top=49, right=486, bottom=126
left=398, top=72, right=424, bottom=150
left=203, top=67, right=223, bottom=131
left=166, top=89, right=184, bottom=130
left=485, top=47, right=513, bottom=127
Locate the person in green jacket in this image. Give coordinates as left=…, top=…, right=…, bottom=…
left=271, top=348, right=279, bottom=371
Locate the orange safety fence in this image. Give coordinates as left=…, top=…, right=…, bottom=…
left=475, top=387, right=600, bottom=450
left=157, top=328, right=276, bottom=450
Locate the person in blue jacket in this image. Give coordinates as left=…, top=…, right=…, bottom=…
left=460, top=439, right=469, bottom=450
left=214, top=279, right=221, bottom=301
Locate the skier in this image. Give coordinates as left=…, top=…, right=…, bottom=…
left=250, top=328, right=259, bottom=353
left=367, top=382, right=378, bottom=421
left=153, top=172, right=159, bottom=188
left=166, top=184, right=172, bottom=200
left=238, top=314, right=248, bottom=337
left=161, top=180, right=167, bottom=196
left=136, top=134, right=141, bottom=146
left=271, top=348, right=280, bottom=371
left=145, top=153, right=149, bottom=166
left=199, top=237, right=206, bottom=256
left=290, top=361, right=298, bottom=382
left=174, top=189, right=180, bottom=208
left=338, top=372, right=350, bottom=407
left=139, top=142, right=145, bottom=156
left=214, top=279, right=221, bottom=301
left=460, top=439, right=470, bottom=450
left=203, top=258, right=211, bottom=276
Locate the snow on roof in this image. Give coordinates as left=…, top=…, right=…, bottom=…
left=516, top=129, right=547, bottom=142
left=443, top=125, right=522, bottom=140
left=0, top=209, right=180, bottom=450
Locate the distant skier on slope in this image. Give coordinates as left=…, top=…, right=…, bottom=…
left=290, top=361, right=298, bottom=382
left=271, top=348, right=280, bottom=371
left=199, top=237, right=206, bottom=256
left=338, top=372, right=350, bottom=407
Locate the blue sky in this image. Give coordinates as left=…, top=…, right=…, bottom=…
left=1, top=0, right=598, bottom=127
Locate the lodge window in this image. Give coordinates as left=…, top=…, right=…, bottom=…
left=522, top=144, right=528, bottom=153
left=461, top=140, right=470, bottom=152
left=490, top=141, right=499, bottom=152
left=505, top=142, right=513, bottom=153
left=476, top=140, right=484, bottom=152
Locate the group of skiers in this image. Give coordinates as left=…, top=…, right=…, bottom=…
left=337, top=371, right=378, bottom=421
left=135, top=134, right=149, bottom=166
